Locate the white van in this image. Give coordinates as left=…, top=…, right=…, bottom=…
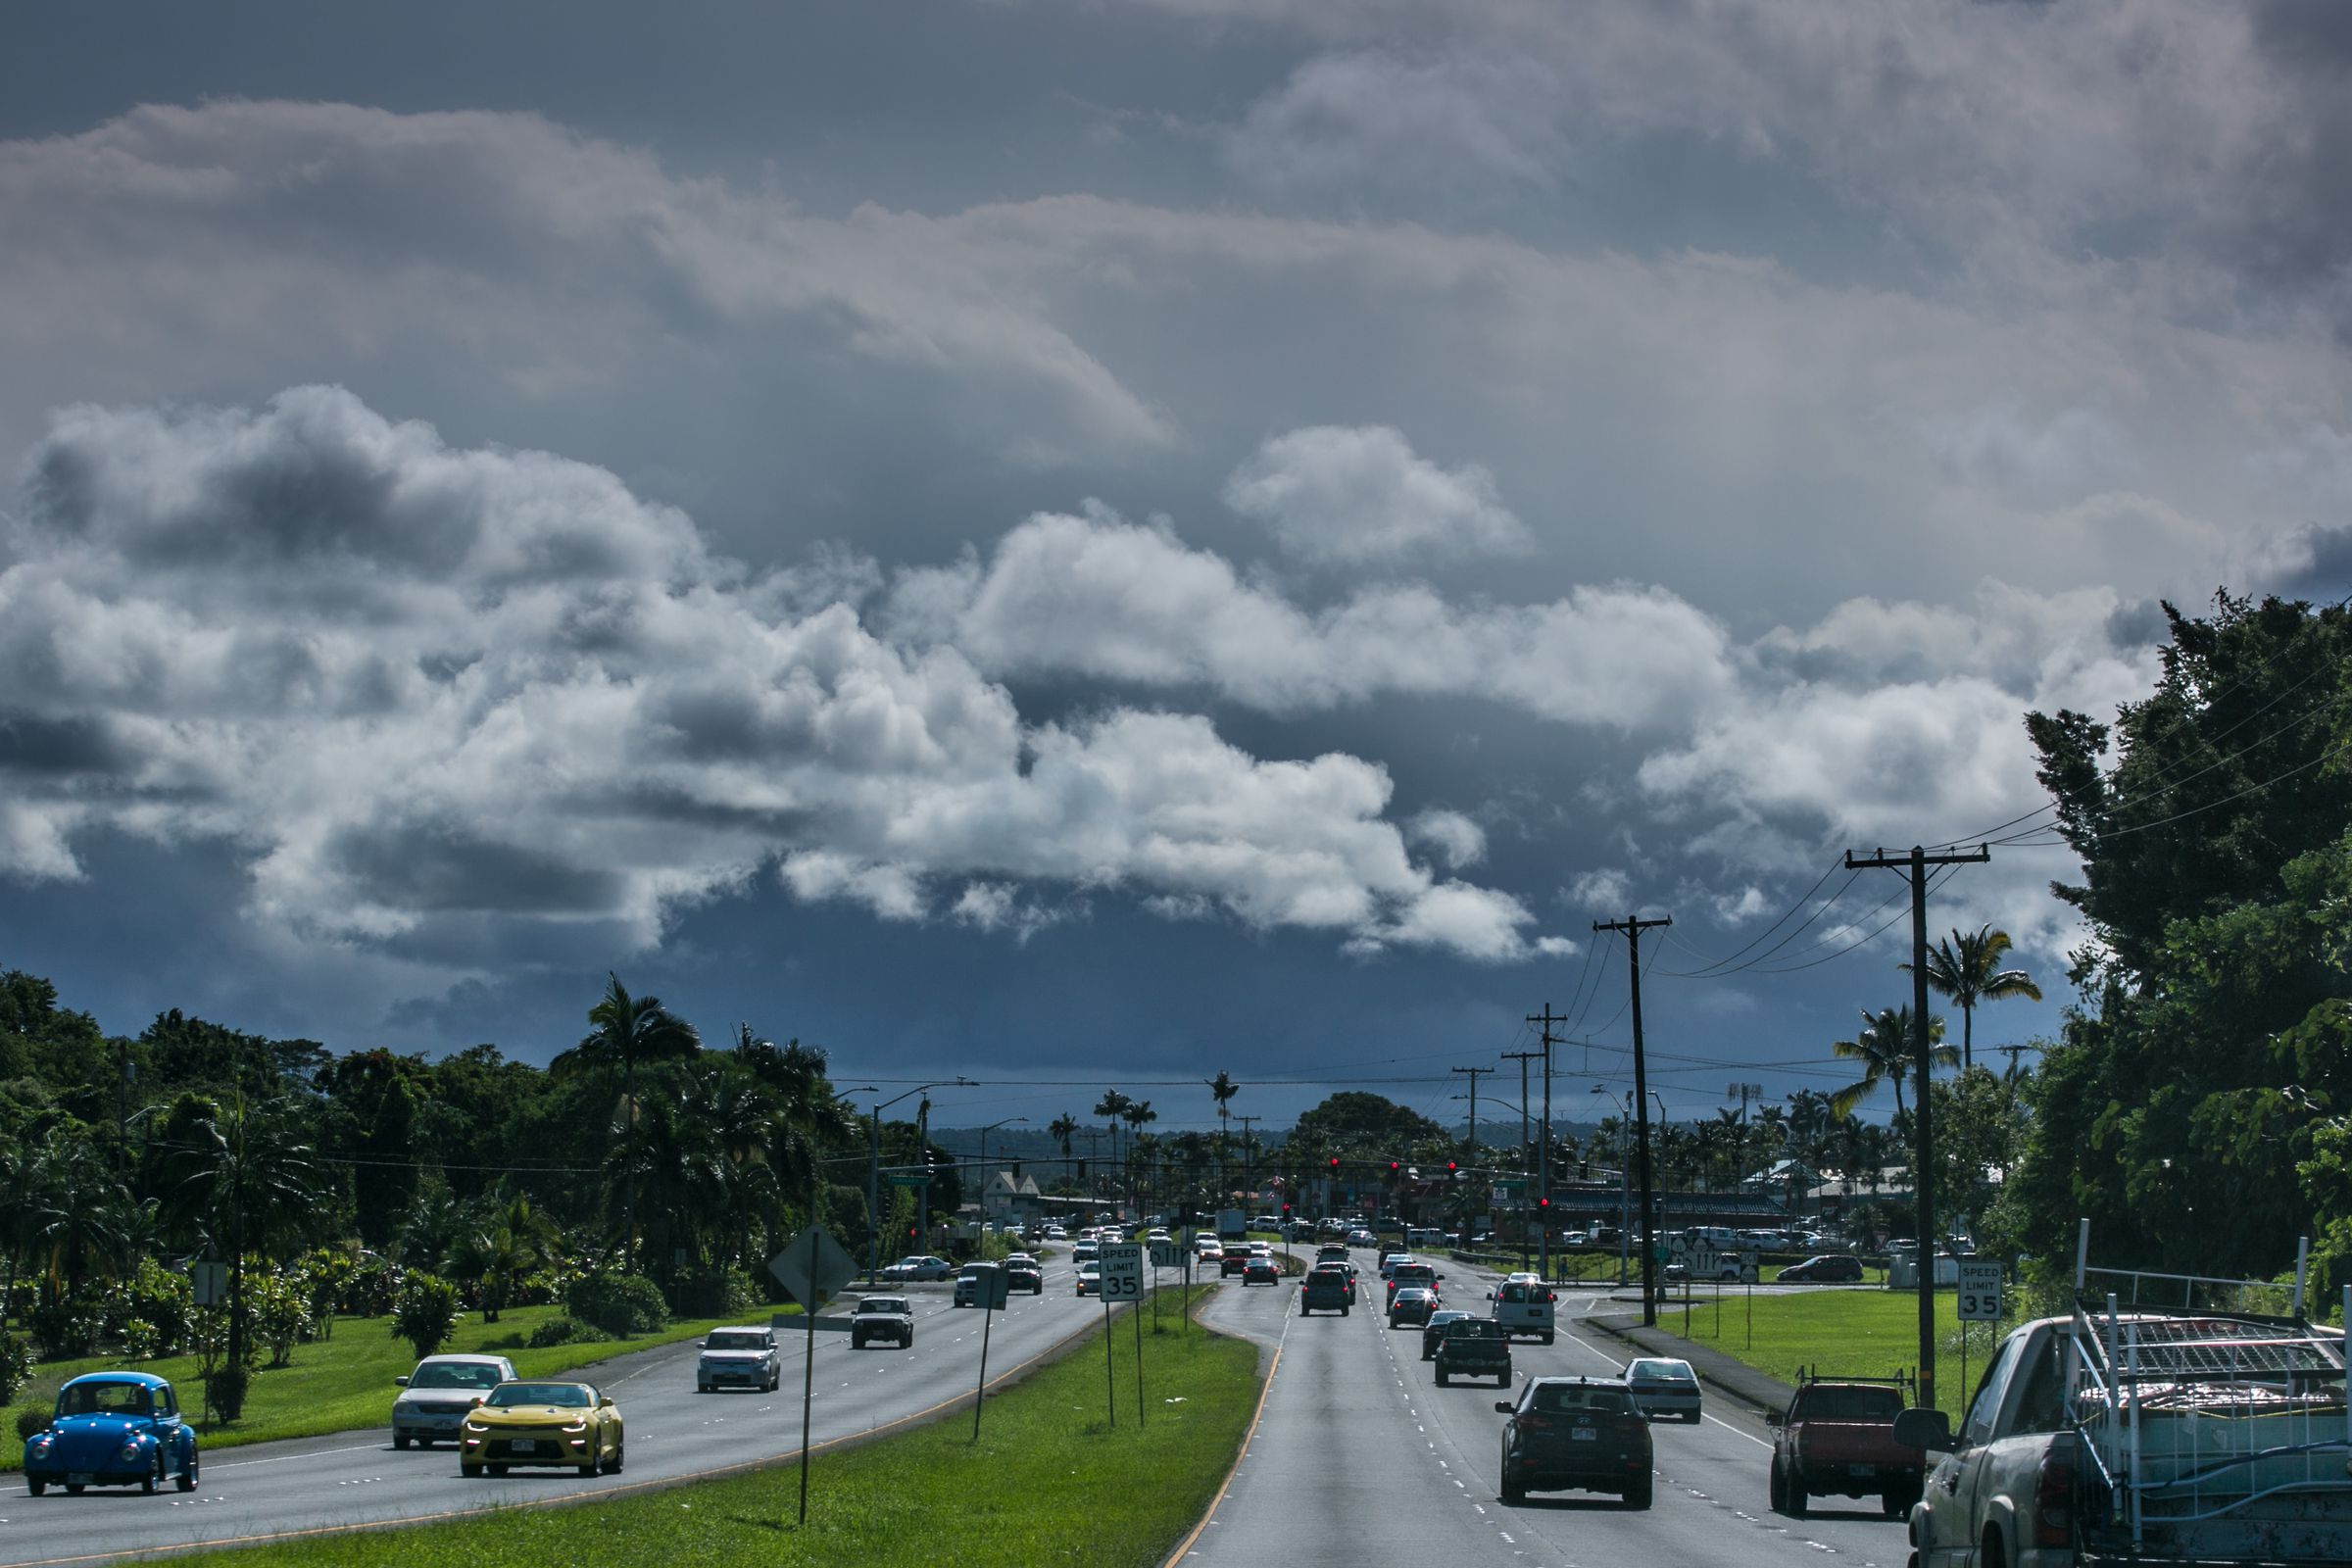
left=1489, top=1278, right=1556, bottom=1345
left=1405, top=1227, right=1448, bottom=1250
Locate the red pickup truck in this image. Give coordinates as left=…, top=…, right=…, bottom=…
left=1767, top=1376, right=1923, bottom=1519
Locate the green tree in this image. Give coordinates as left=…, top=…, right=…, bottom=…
left=155, top=1092, right=318, bottom=1377
left=1828, top=1006, right=1954, bottom=1120
left=1907, top=926, right=2042, bottom=1072
left=390, top=1271, right=463, bottom=1361
left=552, top=975, right=701, bottom=1258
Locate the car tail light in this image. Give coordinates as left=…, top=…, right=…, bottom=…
left=2034, top=1450, right=2073, bottom=1547
left=1513, top=1413, right=1551, bottom=1433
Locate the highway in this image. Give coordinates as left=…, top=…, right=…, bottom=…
left=1188, top=1250, right=1915, bottom=1568
left=0, top=1255, right=1113, bottom=1568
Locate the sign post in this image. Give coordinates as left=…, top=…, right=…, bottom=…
left=967, top=1263, right=1009, bottom=1441
left=1957, top=1259, right=2003, bottom=1405
left=769, top=1225, right=858, bottom=1525
left=1102, top=1243, right=1146, bottom=1429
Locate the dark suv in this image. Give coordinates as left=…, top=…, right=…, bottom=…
left=1779, top=1254, right=1864, bottom=1283
left=1497, top=1376, right=1653, bottom=1507
left=1434, top=1317, right=1512, bottom=1388
left=1300, top=1267, right=1352, bottom=1316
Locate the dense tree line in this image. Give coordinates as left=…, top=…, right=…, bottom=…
left=0, top=974, right=929, bottom=1413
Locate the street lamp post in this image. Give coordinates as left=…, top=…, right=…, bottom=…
left=976, top=1116, right=1028, bottom=1229
left=864, top=1078, right=970, bottom=1284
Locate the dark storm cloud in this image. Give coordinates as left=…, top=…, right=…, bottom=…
left=0, top=712, right=131, bottom=776
left=326, top=821, right=626, bottom=915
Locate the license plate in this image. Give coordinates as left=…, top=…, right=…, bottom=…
left=1571, top=1428, right=1596, bottom=1442
left=1849, top=1463, right=1877, bottom=1477
left=513, top=1441, right=541, bottom=1454
left=68, top=1472, right=94, bottom=1485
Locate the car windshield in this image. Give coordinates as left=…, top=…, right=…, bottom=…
left=1446, top=1319, right=1501, bottom=1339
left=59, top=1381, right=152, bottom=1417
left=1532, top=1384, right=1633, bottom=1414
left=486, top=1383, right=590, bottom=1408
left=410, top=1361, right=504, bottom=1390
left=859, top=1298, right=907, bottom=1313
left=1630, top=1360, right=1693, bottom=1383
left=706, top=1332, right=768, bottom=1351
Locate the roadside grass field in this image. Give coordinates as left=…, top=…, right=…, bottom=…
left=1646, top=1284, right=2000, bottom=1421
left=3, top=1303, right=745, bottom=1470
left=162, top=1285, right=1260, bottom=1568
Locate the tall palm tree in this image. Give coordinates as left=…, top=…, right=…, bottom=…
left=553, top=974, right=701, bottom=1258
left=1093, top=1090, right=1133, bottom=1203
left=1829, top=1006, right=1956, bottom=1120
left=1121, top=1100, right=1158, bottom=1211
left=1905, top=926, right=2043, bottom=1072
left=1049, top=1112, right=1079, bottom=1167
left=1206, top=1072, right=1239, bottom=1198
left=156, top=1092, right=317, bottom=1382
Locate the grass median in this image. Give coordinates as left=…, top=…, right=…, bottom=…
left=4, top=1303, right=741, bottom=1469
left=1642, top=1284, right=2003, bottom=1421
left=164, top=1284, right=1260, bottom=1568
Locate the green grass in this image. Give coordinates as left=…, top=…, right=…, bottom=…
left=1641, top=1284, right=2004, bottom=1421
left=3, top=1304, right=745, bottom=1470
left=164, top=1285, right=1261, bottom=1568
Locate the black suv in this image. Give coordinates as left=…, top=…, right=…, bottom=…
left=1779, top=1254, right=1864, bottom=1283
left=1434, top=1317, right=1512, bottom=1388
left=1496, top=1376, right=1653, bottom=1507
left=1300, top=1267, right=1352, bottom=1316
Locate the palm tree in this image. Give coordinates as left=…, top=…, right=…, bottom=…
left=1206, top=1072, right=1239, bottom=1197
left=156, top=1092, right=317, bottom=1384
left=1093, top=1090, right=1133, bottom=1204
left=1905, top=926, right=2043, bottom=1072
left=448, top=1189, right=557, bottom=1323
left=553, top=974, right=701, bottom=1258
left=1829, top=1006, right=1956, bottom=1120
left=1122, top=1100, right=1158, bottom=1211
left=1048, top=1112, right=1079, bottom=1191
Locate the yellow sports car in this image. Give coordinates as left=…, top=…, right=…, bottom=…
left=459, top=1381, right=623, bottom=1478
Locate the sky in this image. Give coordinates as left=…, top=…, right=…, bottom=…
left=4, top=0, right=2350, bottom=1136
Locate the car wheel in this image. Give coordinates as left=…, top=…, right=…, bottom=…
left=66, top=1485, right=84, bottom=1494
left=26, top=1479, right=44, bottom=1496
left=393, top=1435, right=412, bottom=1451
left=1883, top=1489, right=1907, bottom=1519
left=1687, top=1409, right=1702, bottom=1425
left=142, top=1449, right=164, bottom=1494
left=1788, top=1470, right=1809, bottom=1518
left=462, top=1463, right=482, bottom=1478
left=1341, top=1304, right=1348, bottom=1315
left=177, top=1450, right=198, bottom=1493
left=1626, top=1477, right=1653, bottom=1509
left=489, top=1464, right=509, bottom=1477
left=698, top=1383, right=710, bottom=1394
left=578, top=1453, right=600, bottom=1477
left=1500, top=1473, right=1526, bottom=1505
left=608, top=1441, right=624, bottom=1475
left=1769, top=1459, right=1787, bottom=1513
left=1436, top=1370, right=1450, bottom=1387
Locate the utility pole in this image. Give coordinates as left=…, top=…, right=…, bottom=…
left=1846, top=843, right=1989, bottom=1417
left=1502, top=1050, right=1539, bottom=1269
left=1452, top=1065, right=1490, bottom=1250
left=1594, top=913, right=1672, bottom=1327
left=1236, top=1115, right=1260, bottom=1205
left=1526, top=1005, right=1565, bottom=1283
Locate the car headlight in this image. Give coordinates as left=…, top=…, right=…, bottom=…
left=560, top=1419, right=588, bottom=1434
left=27, top=1433, right=53, bottom=1453
left=463, top=1419, right=488, bottom=1433
left=121, top=1439, right=146, bottom=1462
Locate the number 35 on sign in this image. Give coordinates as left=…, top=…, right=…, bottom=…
left=1099, top=1244, right=1145, bottom=1300
left=1957, top=1260, right=2003, bottom=1321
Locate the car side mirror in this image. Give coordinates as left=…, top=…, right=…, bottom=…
left=1494, top=1400, right=1515, bottom=1414
left=601, top=1396, right=615, bottom=1408
left=394, top=1376, right=409, bottom=1386
left=1893, top=1408, right=1954, bottom=1452
left=1765, top=1411, right=1784, bottom=1428
left=696, top=1341, right=707, bottom=1348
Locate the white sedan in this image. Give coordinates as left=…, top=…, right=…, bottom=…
left=1624, top=1356, right=1703, bottom=1423
left=878, top=1254, right=954, bottom=1282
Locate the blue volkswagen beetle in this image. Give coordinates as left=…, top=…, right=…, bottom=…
left=22, top=1372, right=199, bottom=1496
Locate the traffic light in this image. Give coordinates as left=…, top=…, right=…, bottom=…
left=1389, top=1160, right=1400, bottom=1175
left=1446, top=1160, right=1457, bottom=1175
left=1281, top=1202, right=1292, bottom=1217
left=1538, top=1196, right=1550, bottom=1212
left=1328, top=1156, right=1340, bottom=1170
left=906, top=1224, right=918, bottom=1238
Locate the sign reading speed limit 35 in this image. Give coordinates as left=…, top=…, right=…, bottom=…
left=1099, top=1243, right=1145, bottom=1300
left=1957, top=1260, right=2003, bottom=1321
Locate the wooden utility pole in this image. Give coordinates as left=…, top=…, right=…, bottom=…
left=1451, top=1065, right=1491, bottom=1250
left=1525, top=1006, right=1564, bottom=1282
left=1235, top=1115, right=1260, bottom=1203
left=1501, top=1050, right=1540, bottom=1269
left=1593, top=914, right=1671, bottom=1327
left=1844, top=844, right=1988, bottom=1417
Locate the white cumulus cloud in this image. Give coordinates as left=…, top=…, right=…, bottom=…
left=1223, top=424, right=1532, bottom=566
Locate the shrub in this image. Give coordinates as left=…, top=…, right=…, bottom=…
left=665, top=1265, right=759, bottom=1319
left=28, top=1296, right=104, bottom=1361
left=205, top=1362, right=251, bottom=1424
left=118, top=1317, right=162, bottom=1363
left=0, top=1332, right=31, bottom=1406
left=390, top=1271, right=463, bottom=1361
left=526, top=1316, right=591, bottom=1349
left=564, top=1271, right=668, bottom=1338
left=111, top=1256, right=194, bottom=1357
left=248, top=1272, right=315, bottom=1368
left=16, top=1402, right=49, bottom=1443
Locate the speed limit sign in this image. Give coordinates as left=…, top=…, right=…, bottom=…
left=1957, top=1260, right=2003, bottom=1321
left=1100, top=1243, right=1145, bottom=1300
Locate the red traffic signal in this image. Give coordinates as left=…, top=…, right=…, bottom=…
left=1537, top=1197, right=1550, bottom=1210
left=1281, top=1202, right=1292, bottom=1215
left=1446, top=1160, right=1457, bottom=1174
left=1389, top=1160, right=1399, bottom=1174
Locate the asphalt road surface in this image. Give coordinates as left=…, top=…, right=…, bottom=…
left=1188, top=1249, right=1915, bottom=1568
left=0, top=1254, right=1122, bottom=1567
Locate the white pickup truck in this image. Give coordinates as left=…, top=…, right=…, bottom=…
left=1899, top=1281, right=2352, bottom=1567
